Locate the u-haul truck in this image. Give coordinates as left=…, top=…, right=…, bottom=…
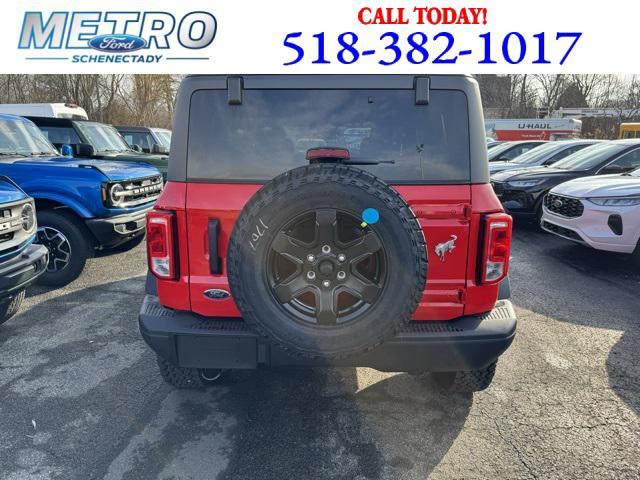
left=486, top=118, right=582, bottom=141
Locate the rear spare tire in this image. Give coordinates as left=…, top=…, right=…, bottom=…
left=227, top=164, right=427, bottom=359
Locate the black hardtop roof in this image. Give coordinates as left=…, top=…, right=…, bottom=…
left=115, top=125, right=153, bottom=132
left=26, top=116, right=74, bottom=126
left=181, top=74, right=475, bottom=90
left=26, top=116, right=100, bottom=126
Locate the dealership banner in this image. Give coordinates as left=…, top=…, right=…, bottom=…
left=2, top=0, right=638, bottom=73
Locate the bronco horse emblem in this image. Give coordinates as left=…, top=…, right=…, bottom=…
left=435, top=235, right=457, bottom=262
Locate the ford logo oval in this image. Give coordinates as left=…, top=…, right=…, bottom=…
left=204, top=289, right=231, bottom=300
left=89, top=34, right=146, bottom=52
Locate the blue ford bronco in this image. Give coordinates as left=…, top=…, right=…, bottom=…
left=0, top=114, right=163, bottom=286
left=0, top=177, right=48, bottom=323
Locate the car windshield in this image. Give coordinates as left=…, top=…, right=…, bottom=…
left=0, top=118, right=58, bottom=157
left=152, top=129, right=172, bottom=149
left=75, top=121, right=131, bottom=153
left=552, top=142, right=631, bottom=171
left=628, top=167, right=640, bottom=177
left=487, top=142, right=517, bottom=160
left=511, top=142, right=565, bottom=164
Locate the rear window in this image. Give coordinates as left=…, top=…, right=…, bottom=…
left=187, top=89, right=470, bottom=183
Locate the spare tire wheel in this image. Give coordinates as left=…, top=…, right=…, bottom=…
left=227, top=163, right=427, bottom=359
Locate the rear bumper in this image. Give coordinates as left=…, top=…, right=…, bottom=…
left=85, top=206, right=151, bottom=248
left=139, top=295, right=517, bottom=373
left=0, top=244, right=48, bottom=299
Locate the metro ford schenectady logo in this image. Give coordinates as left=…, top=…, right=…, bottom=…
left=18, top=11, right=216, bottom=64
left=88, top=34, right=146, bottom=53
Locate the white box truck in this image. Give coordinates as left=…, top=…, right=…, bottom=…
left=0, top=103, right=88, bottom=120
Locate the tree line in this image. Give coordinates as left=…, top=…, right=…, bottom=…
left=477, top=74, right=640, bottom=118
left=479, top=74, right=640, bottom=138
left=1, top=74, right=639, bottom=137
left=0, top=75, right=180, bottom=128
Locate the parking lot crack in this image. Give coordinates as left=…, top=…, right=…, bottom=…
left=492, top=417, right=539, bottom=480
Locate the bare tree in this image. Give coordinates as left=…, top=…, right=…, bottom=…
left=0, top=74, right=179, bottom=127
left=533, top=75, right=567, bottom=111
left=1, top=74, right=637, bottom=130
left=570, top=75, right=602, bottom=105
left=509, top=74, right=537, bottom=117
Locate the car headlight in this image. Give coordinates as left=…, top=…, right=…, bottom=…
left=21, top=202, right=36, bottom=232
left=507, top=179, right=545, bottom=188
left=588, top=196, right=640, bottom=206
left=109, top=183, right=125, bottom=206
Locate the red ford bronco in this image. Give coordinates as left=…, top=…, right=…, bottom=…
left=139, top=75, right=516, bottom=392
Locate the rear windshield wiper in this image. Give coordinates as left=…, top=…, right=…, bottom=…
left=342, top=159, right=396, bottom=165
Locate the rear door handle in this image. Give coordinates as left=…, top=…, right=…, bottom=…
left=208, top=219, right=221, bottom=274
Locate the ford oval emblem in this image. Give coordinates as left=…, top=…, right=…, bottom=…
left=89, top=34, right=146, bottom=52
left=204, top=289, right=231, bottom=300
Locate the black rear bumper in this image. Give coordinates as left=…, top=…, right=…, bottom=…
left=0, top=243, right=48, bottom=299
left=139, top=295, right=517, bottom=373
left=85, top=207, right=151, bottom=248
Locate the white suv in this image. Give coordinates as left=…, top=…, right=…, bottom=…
left=541, top=168, right=640, bottom=257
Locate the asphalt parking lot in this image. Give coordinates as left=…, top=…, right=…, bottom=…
left=0, top=225, right=638, bottom=480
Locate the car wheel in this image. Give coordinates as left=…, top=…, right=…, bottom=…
left=227, top=163, right=428, bottom=359
left=36, top=210, right=92, bottom=287
left=432, top=362, right=497, bottom=393
left=0, top=290, right=25, bottom=325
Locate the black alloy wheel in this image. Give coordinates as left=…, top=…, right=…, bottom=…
left=37, top=226, right=72, bottom=273
left=35, top=210, right=91, bottom=287
left=267, top=208, right=387, bottom=327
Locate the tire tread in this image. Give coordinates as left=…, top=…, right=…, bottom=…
left=0, top=290, right=25, bottom=325
left=434, top=362, right=497, bottom=392
left=156, top=357, right=205, bottom=389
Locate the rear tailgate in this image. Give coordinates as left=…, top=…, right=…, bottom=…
left=186, top=183, right=471, bottom=321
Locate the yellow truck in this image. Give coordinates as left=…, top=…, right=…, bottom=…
left=619, top=123, right=640, bottom=139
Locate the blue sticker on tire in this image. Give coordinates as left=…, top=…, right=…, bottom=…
left=361, top=208, right=380, bottom=227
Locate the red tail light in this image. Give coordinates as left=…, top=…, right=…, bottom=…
left=480, top=213, right=513, bottom=284
left=147, top=210, right=177, bottom=280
